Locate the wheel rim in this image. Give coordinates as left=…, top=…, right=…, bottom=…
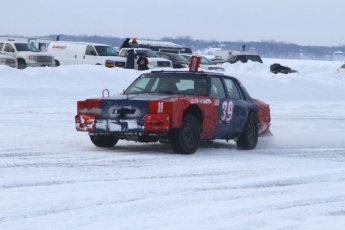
left=182, top=122, right=197, bottom=147
left=247, top=120, right=256, bottom=143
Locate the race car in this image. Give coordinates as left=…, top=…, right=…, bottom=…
left=75, top=70, right=271, bottom=154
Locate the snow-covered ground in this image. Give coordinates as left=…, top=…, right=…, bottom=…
left=1, top=59, right=345, bottom=230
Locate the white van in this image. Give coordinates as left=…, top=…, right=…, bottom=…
left=46, top=41, right=126, bottom=68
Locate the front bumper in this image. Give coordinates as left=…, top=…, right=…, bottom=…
left=26, top=62, right=55, bottom=67
left=75, top=114, right=170, bottom=135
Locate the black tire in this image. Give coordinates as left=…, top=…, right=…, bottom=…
left=170, top=115, right=200, bottom=154
left=236, top=112, right=258, bottom=150
left=90, top=135, right=118, bottom=148
left=55, top=60, right=60, bottom=67
left=17, top=61, right=26, bottom=69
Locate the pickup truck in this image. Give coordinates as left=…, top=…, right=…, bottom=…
left=118, top=48, right=172, bottom=69
left=0, top=41, right=55, bottom=69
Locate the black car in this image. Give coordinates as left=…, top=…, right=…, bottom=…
left=156, top=52, right=190, bottom=69
left=212, top=51, right=263, bottom=65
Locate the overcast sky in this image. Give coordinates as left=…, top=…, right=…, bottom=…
left=2, top=0, right=345, bottom=46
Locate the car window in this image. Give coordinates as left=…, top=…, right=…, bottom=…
left=95, top=46, right=118, bottom=56
left=174, top=54, right=188, bottom=62
left=341, top=64, right=345, bottom=68
left=210, top=77, right=226, bottom=98
left=200, top=56, right=212, bottom=65
left=160, top=54, right=170, bottom=60
left=4, top=43, right=14, bottom=52
left=120, top=49, right=128, bottom=57
left=125, top=73, right=208, bottom=96
left=137, top=50, right=159, bottom=58
left=85, top=46, right=97, bottom=56
left=247, top=55, right=263, bottom=63
left=14, top=43, right=39, bottom=52
left=0, top=42, right=4, bottom=51
left=223, top=78, right=242, bottom=100
left=182, top=55, right=191, bottom=62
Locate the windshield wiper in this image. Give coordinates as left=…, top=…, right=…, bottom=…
left=158, top=90, right=177, bottom=94
left=134, top=86, right=151, bottom=93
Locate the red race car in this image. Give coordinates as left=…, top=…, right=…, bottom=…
left=75, top=70, right=271, bottom=154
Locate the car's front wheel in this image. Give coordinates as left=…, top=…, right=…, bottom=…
left=170, top=115, right=200, bottom=154
left=236, top=112, right=258, bottom=150
left=90, top=135, right=118, bottom=147
left=17, top=60, right=27, bottom=69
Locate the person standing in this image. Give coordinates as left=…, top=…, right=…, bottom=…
left=130, top=38, right=139, bottom=48
left=125, top=49, right=136, bottom=69
left=137, top=53, right=149, bottom=70
left=120, top=38, right=131, bottom=49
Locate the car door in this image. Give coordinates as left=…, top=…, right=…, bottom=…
left=83, top=45, right=98, bottom=65
left=209, top=76, right=230, bottom=139
left=2, top=43, right=16, bottom=58
left=222, top=77, right=249, bottom=137
left=210, top=76, right=247, bottom=139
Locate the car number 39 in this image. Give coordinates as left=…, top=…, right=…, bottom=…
left=220, top=100, right=234, bottom=123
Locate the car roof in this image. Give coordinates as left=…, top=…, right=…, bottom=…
left=150, top=70, right=225, bottom=77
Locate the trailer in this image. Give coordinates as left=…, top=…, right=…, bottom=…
left=0, top=35, right=54, bottom=51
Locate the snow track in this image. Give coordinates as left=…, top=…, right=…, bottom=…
left=1, top=63, right=345, bottom=229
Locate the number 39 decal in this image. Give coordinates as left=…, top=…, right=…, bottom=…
left=220, top=100, right=234, bottom=123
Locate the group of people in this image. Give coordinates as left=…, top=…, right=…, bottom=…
left=120, top=37, right=148, bottom=70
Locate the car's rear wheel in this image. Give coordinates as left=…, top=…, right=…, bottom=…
left=171, top=115, right=200, bottom=154
left=90, top=135, right=118, bottom=147
left=236, top=112, right=258, bottom=150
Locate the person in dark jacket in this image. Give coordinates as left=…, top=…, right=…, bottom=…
left=125, top=49, right=136, bottom=69
left=120, top=38, right=131, bottom=49
left=137, top=53, right=149, bottom=70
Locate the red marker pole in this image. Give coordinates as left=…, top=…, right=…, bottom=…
left=189, top=55, right=200, bottom=72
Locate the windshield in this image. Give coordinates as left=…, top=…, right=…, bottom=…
left=95, top=46, right=118, bottom=56
left=135, top=49, right=159, bottom=58
left=200, top=56, right=213, bottom=65
left=14, top=43, right=39, bottom=52
left=172, top=54, right=189, bottom=62
left=182, top=55, right=191, bottom=62
left=125, top=73, right=208, bottom=96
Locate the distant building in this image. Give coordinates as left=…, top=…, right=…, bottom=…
left=331, top=51, right=345, bottom=61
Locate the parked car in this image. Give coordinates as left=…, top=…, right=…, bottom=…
left=118, top=48, right=172, bottom=70
left=181, top=54, right=225, bottom=72
left=75, top=70, right=271, bottom=154
left=337, top=63, right=345, bottom=73
left=155, top=52, right=190, bottom=68
left=0, top=53, right=17, bottom=68
left=270, top=63, right=298, bottom=74
left=212, top=50, right=263, bottom=64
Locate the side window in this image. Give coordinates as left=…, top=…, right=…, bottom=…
left=210, top=77, right=226, bottom=98
left=200, top=57, right=207, bottom=64
left=162, top=54, right=170, bottom=60
left=120, top=50, right=128, bottom=57
left=85, top=46, right=97, bottom=56
left=4, top=44, right=14, bottom=52
left=223, top=78, right=242, bottom=100
left=0, top=42, right=4, bottom=51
